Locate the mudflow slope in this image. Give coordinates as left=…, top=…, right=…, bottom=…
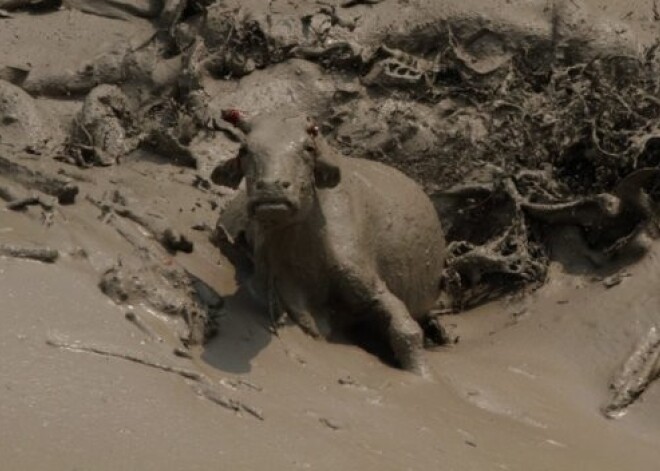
left=1, top=1, right=660, bottom=470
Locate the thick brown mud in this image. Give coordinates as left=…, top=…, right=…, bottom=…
left=1, top=1, right=660, bottom=470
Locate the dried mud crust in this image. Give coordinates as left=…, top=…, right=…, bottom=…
left=1, top=0, right=660, bottom=336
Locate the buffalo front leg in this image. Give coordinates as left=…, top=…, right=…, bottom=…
left=379, top=289, right=430, bottom=378
left=275, top=276, right=328, bottom=338
left=336, top=267, right=430, bottom=377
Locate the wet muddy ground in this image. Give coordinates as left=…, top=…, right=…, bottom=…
left=1, top=1, right=660, bottom=470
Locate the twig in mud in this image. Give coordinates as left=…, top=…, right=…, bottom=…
left=235, top=378, right=263, bottom=392
left=124, top=311, right=163, bottom=342
left=192, top=383, right=240, bottom=410
left=0, top=0, right=60, bottom=11
left=75, top=115, right=94, bottom=148
left=173, top=347, right=193, bottom=359
left=47, top=333, right=263, bottom=419
left=86, top=195, right=193, bottom=253
left=116, top=207, right=193, bottom=253
left=0, top=155, right=79, bottom=204
left=602, top=326, right=660, bottom=418
left=192, top=384, right=265, bottom=421
left=7, top=196, right=43, bottom=211
left=46, top=335, right=206, bottom=382
left=0, top=180, right=57, bottom=210
left=241, top=403, right=265, bottom=421
left=0, top=244, right=59, bottom=263
left=6, top=195, right=56, bottom=211
left=341, top=0, right=383, bottom=7
left=319, top=417, right=342, bottom=430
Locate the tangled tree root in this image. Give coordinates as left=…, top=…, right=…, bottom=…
left=438, top=165, right=660, bottom=309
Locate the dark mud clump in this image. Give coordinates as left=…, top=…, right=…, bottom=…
left=99, top=258, right=222, bottom=345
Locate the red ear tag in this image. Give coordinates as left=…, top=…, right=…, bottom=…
left=222, top=109, right=242, bottom=127
left=307, top=124, right=319, bottom=137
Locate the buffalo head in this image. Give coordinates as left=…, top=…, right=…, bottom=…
left=212, top=110, right=341, bottom=227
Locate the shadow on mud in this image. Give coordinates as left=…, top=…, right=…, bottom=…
left=334, top=320, right=399, bottom=369
left=201, top=286, right=273, bottom=374
left=200, top=243, right=274, bottom=374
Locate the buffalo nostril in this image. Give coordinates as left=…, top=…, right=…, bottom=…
left=256, top=181, right=265, bottom=190
left=282, top=181, right=291, bottom=189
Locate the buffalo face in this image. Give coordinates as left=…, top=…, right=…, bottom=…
left=212, top=113, right=341, bottom=228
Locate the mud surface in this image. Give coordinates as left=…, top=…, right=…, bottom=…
left=1, top=1, right=660, bottom=470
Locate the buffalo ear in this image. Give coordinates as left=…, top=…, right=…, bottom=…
left=313, top=138, right=341, bottom=189
left=211, top=155, right=243, bottom=189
